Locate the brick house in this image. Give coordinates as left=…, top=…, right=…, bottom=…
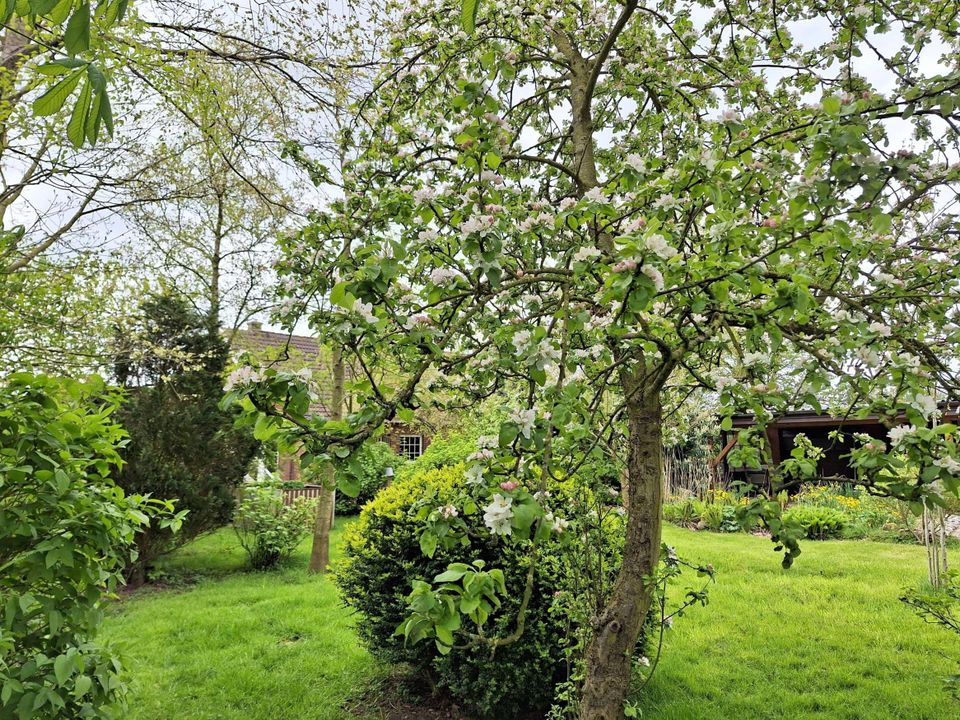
left=232, top=322, right=431, bottom=482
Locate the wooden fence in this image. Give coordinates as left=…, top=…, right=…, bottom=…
left=281, top=484, right=325, bottom=506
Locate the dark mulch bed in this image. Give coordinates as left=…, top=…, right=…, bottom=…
left=344, top=670, right=474, bottom=720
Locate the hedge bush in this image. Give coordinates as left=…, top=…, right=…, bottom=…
left=335, top=464, right=624, bottom=719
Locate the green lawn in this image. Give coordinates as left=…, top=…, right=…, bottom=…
left=102, top=523, right=957, bottom=720
left=103, top=523, right=379, bottom=720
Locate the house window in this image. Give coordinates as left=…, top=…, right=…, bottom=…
left=398, top=435, right=423, bottom=460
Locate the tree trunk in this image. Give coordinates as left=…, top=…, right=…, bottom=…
left=309, top=345, right=344, bottom=574
left=579, top=392, right=663, bottom=720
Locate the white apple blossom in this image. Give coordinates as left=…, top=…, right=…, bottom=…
left=465, top=464, right=485, bottom=485
left=512, top=329, right=532, bottom=353
left=352, top=298, right=378, bottom=324
left=625, top=154, right=646, bottom=172
left=868, top=321, right=892, bottom=337
left=537, top=339, right=561, bottom=367
left=405, top=313, right=432, bottom=329
left=440, top=504, right=459, bottom=519
left=887, top=425, right=918, bottom=446
left=909, top=393, right=939, bottom=420
left=459, top=214, right=493, bottom=236
left=644, top=233, right=677, bottom=259
left=652, top=193, right=680, bottom=210
left=413, top=187, right=435, bottom=203
left=224, top=366, right=264, bottom=391
left=511, top=408, right=537, bottom=439
left=418, top=229, right=438, bottom=242
left=583, top=187, right=607, bottom=203
left=573, top=246, right=602, bottom=264
left=429, top=267, right=461, bottom=285
left=934, top=456, right=960, bottom=475
left=483, top=494, right=514, bottom=535
left=642, top=265, right=665, bottom=291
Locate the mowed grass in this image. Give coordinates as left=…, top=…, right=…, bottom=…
left=102, top=522, right=380, bottom=720
left=639, top=526, right=956, bottom=720
left=102, top=522, right=957, bottom=720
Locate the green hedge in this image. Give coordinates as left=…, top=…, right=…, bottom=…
left=334, top=464, right=624, bottom=719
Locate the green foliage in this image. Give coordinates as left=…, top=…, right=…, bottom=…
left=0, top=373, right=178, bottom=719
left=396, top=428, right=486, bottom=481
left=333, top=441, right=403, bottom=515
left=233, top=480, right=316, bottom=570
left=113, top=294, right=259, bottom=582
left=782, top=505, right=848, bottom=540
left=662, top=497, right=704, bottom=527
left=11, top=0, right=131, bottom=146
left=901, top=570, right=960, bottom=700
left=699, top=503, right=742, bottom=533
left=335, top=464, right=619, bottom=720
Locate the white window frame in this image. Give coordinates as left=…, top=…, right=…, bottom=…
left=398, top=434, right=423, bottom=460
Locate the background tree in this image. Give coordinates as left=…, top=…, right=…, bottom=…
left=119, top=61, right=299, bottom=334
left=115, top=292, right=258, bottom=585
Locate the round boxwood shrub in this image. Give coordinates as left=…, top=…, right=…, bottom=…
left=783, top=505, right=848, bottom=540
left=335, top=464, right=622, bottom=719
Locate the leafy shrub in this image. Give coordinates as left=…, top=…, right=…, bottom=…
left=792, top=484, right=910, bottom=541
left=699, top=502, right=742, bottom=533
left=0, top=374, right=179, bottom=719
left=334, top=441, right=403, bottom=515
left=335, top=464, right=623, bottom=720
left=234, top=479, right=316, bottom=569
left=782, top=505, right=848, bottom=539
left=662, top=497, right=703, bottom=527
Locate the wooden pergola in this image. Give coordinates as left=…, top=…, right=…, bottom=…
left=712, top=404, right=960, bottom=488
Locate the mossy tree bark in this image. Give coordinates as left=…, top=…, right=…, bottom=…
left=309, top=344, right=344, bottom=574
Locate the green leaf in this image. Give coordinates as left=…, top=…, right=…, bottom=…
left=85, top=90, right=102, bottom=144
left=329, top=281, right=352, bottom=309
left=63, top=3, right=90, bottom=55
left=66, top=76, right=91, bottom=148
left=821, top=95, right=842, bottom=115
left=338, top=471, right=361, bottom=498
left=99, top=88, right=113, bottom=136
left=48, top=0, right=72, bottom=24
left=461, top=0, right=479, bottom=34
left=434, top=563, right=469, bottom=583
left=72, top=675, right=91, bottom=699
left=419, top=530, right=438, bottom=558
left=53, top=654, right=72, bottom=685
left=32, top=69, right=83, bottom=116
left=29, top=0, right=58, bottom=13
left=498, top=422, right=519, bottom=447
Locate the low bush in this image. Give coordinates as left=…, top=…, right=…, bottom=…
left=333, top=441, right=404, bottom=515
left=335, top=464, right=625, bottom=720
left=782, top=505, right=848, bottom=540
left=234, top=479, right=316, bottom=569
left=662, top=497, right=703, bottom=527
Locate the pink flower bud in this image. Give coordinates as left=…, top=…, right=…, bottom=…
left=499, top=481, right=519, bottom=491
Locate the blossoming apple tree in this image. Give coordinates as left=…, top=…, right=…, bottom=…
left=224, top=0, right=960, bottom=717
